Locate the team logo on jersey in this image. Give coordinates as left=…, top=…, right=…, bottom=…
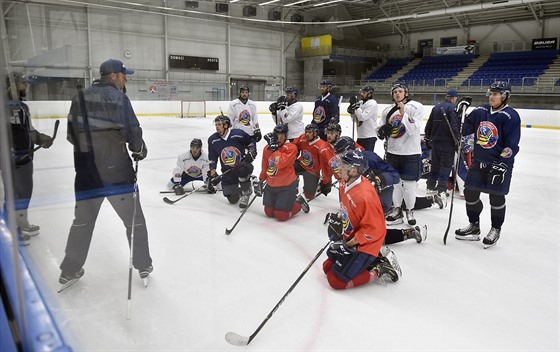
left=389, top=115, right=406, bottom=138
left=313, top=106, right=326, bottom=124
left=185, top=165, right=202, bottom=178
left=300, top=150, right=315, bottom=168
left=500, top=147, right=513, bottom=158
left=266, top=155, right=280, bottom=176
left=476, top=121, right=498, bottom=149
left=221, top=146, right=241, bottom=166
left=329, top=155, right=341, bottom=176
left=338, top=205, right=354, bottom=236
left=238, top=110, right=251, bottom=126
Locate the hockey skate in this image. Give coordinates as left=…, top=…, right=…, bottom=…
left=482, top=227, right=501, bottom=249
left=385, top=207, right=403, bottom=225
left=239, top=188, right=252, bottom=209
left=405, top=209, right=416, bottom=225
left=425, top=186, right=437, bottom=197
left=433, top=192, right=447, bottom=209
left=296, top=194, right=310, bottom=213
left=374, top=246, right=402, bottom=283
left=58, top=268, right=85, bottom=293
left=406, top=225, right=428, bottom=243
left=139, top=265, right=153, bottom=287
left=20, top=224, right=40, bottom=237
left=455, top=222, right=481, bottom=241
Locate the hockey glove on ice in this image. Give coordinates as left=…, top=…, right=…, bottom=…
left=326, top=213, right=344, bottom=241
left=328, top=240, right=356, bottom=257
left=172, top=184, right=185, bottom=195
left=488, top=161, right=508, bottom=185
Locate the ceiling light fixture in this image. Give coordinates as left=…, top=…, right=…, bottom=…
left=261, top=0, right=281, bottom=5
left=313, top=0, right=343, bottom=7
left=284, top=0, right=311, bottom=7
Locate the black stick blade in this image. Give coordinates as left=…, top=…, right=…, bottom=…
left=225, top=228, right=233, bottom=235
left=163, top=197, right=175, bottom=205
left=225, top=332, right=250, bottom=346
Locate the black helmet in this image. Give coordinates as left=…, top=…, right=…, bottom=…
left=360, top=85, right=374, bottom=93
left=319, top=79, right=333, bottom=87
left=285, top=86, right=298, bottom=95
left=304, top=124, right=319, bottom=134
left=325, top=123, right=341, bottom=134
left=214, top=115, right=231, bottom=128
left=190, top=138, right=203, bottom=148
left=273, top=124, right=289, bottom=135
left=391, top=81, right=409, bottom=95
left=333, top=136, right=356, bottom=154
left=341, top=149, right=368, bottom=173
left=239, top=85, right=250, bottom=92
left=488, top=81, right=511, bottom=98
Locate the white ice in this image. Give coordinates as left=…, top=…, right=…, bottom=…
left=21, top=114, right=559, bottom=351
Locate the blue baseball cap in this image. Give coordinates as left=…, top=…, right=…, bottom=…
left=446, top=89, right=458, bottom=97
left=100, top=59, right=134, bottom=75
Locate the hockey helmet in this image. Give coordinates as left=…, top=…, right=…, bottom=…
left=190, top=138, right=203, bottom=148
left=360, top=85, right=374, bottom=93
left=319, top=79, right=333, bottom=87
left=325, top=123, right=342, bottom=135
left=304, top=123, right=319, bottom=134
left=487, top=81, right=511, bottom=98
left=285, top=86, right=298, bottom=95
left=340, top=149, right=368, bottom=173
left=391, top=81, right=409, bottom=95
left=239, top=84, right=250, bottom=92
left=333, top=136, right=356, bottom=154
left=273, top=124, right=289, bottom=135
left=214, top=115, right=231, bottom=128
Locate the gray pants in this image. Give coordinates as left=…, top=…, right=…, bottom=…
left=60, top=191, right=152, bottom=274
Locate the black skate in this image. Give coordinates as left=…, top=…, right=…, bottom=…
left=405, top=209, right=416, bottom=225
left=433, top=192, right=447, bottom=209
left=406, top=225, right=428, bottom=243
left=385, top=207, right=403, bottom=225
left=139, top=265, right=153, bottom=287
left=455, top=222, right=481, bottom=241
left=58, top=268, right=85, bottom=293
left=296, top=194, right=310, bottom=213
left=20, top=224, right=40, bottom=237
left=373, top=246, right=402, bottom=283
left=483, top=227, right=501, bottom=249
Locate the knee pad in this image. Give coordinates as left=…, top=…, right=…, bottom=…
left=235, top=162, right=253, bottom=179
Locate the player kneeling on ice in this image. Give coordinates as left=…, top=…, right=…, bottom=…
left=207, top=115, right=257, bottom=208
left=254, top=124, right=309, bottom=221
left=323, top=149, right=401, bottom=290
left=167, top=138, right=211, bottom=194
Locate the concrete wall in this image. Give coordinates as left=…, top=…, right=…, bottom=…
left=26, top=100, right=560, bottom=130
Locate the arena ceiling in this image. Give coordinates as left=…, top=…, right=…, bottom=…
left=5, top=0, right=560, bottom=40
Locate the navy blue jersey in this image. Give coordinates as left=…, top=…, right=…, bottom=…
left=425, top=99, right=460, bottom=144
left=463, top=104, right=521, bottom=168
left=363, top=150, right=401, bottom=212
left=207, top=128, right=256, bottom=171
left=312, top=93, right=340, bottom=131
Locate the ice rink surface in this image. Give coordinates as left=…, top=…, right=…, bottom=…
left=21, top=113, right=559, bottom=351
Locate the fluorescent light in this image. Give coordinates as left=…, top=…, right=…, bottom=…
left=284, top=0, right=311, bottom=7
left=229, top=0, right=240, bottom=3
left=261, top=0, right=280, bottom=5
left=313, top=0, right=343, bottom=7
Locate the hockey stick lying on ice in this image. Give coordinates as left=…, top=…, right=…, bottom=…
left=225, top=240, right=332, bottom=346
left=225, top=182, right=266, bottom=235
left=16, top=119, right=60, bottom=163
left=162, top=183, right=206, bottom=204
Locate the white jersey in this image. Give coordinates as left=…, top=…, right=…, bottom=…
left=380, top=100, right=423, bottom=155
left=172, top=150, right=210, bottom=183
left=228, top=99, right=259, bottom=136
left=278, top=102, right=305, bottom=140
left=354, top=99, right=378, bottom=139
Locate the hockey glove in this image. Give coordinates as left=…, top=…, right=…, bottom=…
left=269, top=102, right=278, bottom=114
left=266, top=133, right=279, bottom=151
left=377, top=123, right=392, bottom=140
left=243, top=148, right=258, bottom=163
left=37, top=133, right=54, bottom=148
left=456, top=97, right=472, bottom=114
left=172, top=184, right=185, bottom=195
left=253, top=178, right=264, bottom=197
left=319, top=181, right=332, bottom=196
left=328, top=240, right=356, bottom=257
left=488, top=161, right=508, bottom=185
left=326, top=212, right=344, bottom=241
left=131, top=142, right=147, bottom=161
left=253, top=128, right=262, bottom=142
left=461, top=134, right=475, bottom=154
left=206, top=172, right=217, bottom=194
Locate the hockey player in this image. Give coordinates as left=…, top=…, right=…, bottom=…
left=424, top=89, right=460, bottom=207
left=312, top=80, right=340, bottom=141
left=292, top=124, right=333, bottom=200
left=228, top=85, right=261, bottom=142
left=207, top=115, right=257, bottom=208
left=378, top=81, right=424, bottom=226
left=167, top=138, right=210, bottom=194
left=455, top=82, right=521, bottom=248
left=5, top=72, right=54, bottom=245
left=60, top=59, right=153, bottom=286
left=276, top=86, right=304, bottom=141
left=323, top=149, right=402, bottom=290
left=347, top=85, right=378, bottom=151
left=333, top=136, right=427, bottom=244
left=255, top=124, right=309, bottom=221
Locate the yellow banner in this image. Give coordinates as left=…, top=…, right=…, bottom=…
left=301, top=34, right=332, bottom=49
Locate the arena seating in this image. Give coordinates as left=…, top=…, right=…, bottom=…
left=399, top=54, right=474, bottom=86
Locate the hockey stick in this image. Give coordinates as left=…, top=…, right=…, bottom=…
left=127, top=159, right=139, bottom=320
left=16, top=119, right=60, bottom=163
left=225, top=182, right=266, bottom=235
left=443, top=106, right=468, bottom=245
left=225, top=240, right=332, bottom=346
left=163, top=183, right=206, bottom=204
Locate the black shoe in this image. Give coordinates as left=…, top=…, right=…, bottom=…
left=483, top=228, right=501, bottom=249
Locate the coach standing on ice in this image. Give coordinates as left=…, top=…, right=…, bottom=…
left=59, top=59, right=153, bottom=287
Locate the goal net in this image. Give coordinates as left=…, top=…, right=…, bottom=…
left=180, top=100, right=206, bottom=118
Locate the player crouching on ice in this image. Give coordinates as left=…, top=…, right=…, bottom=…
left=167, top=138, right=212, bottom=194
left=323, top=149, right=401, bottom=289
left=253, top=124, right=309, bottom=221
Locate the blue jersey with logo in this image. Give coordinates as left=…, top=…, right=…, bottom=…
left=312, top=93, right=340, bottom=131
left=462, top=104, right=521, bottom=168
left=207, top=128, right=255, bottom=172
